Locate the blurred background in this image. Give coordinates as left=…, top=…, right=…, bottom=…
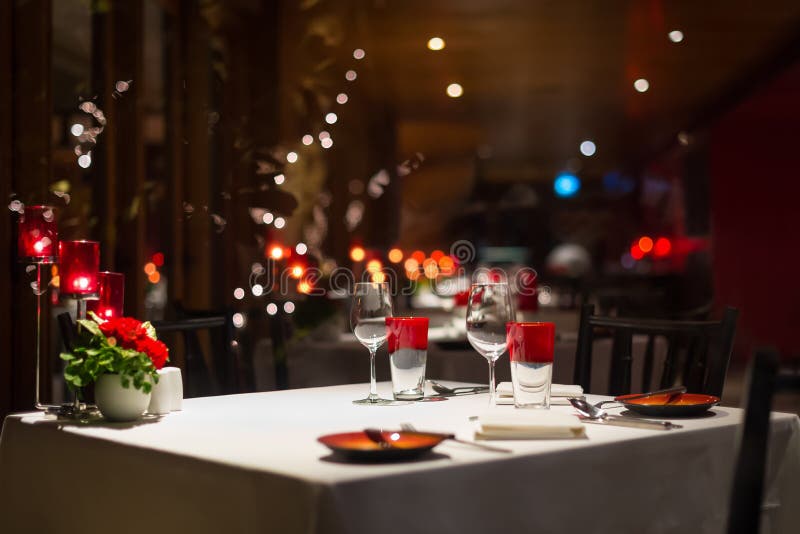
left=2, top=0, right=799, bottom=417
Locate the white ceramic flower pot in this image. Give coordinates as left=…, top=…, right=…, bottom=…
left=95, top=373, right=152, bottom=422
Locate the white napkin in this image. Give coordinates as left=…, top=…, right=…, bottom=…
left=495, top=382, right=583, bottom=405
left=475, top=411, right=586, bottom=440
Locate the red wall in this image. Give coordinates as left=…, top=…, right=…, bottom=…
left=708, top=62, right=800, bottom=359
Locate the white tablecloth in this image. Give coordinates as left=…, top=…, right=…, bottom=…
left=1, top=382, right=798, bottom=534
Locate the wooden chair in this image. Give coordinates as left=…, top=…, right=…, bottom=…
left=728, top=348, right=800, bottom=534
left=573, top=304, right=739, bottom=397
left=152, top=309, right=243, bottom=398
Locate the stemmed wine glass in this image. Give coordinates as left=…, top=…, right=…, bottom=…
left=466, top=282, right=515, bottom=404
left=350, top=282, right=403, bottom=405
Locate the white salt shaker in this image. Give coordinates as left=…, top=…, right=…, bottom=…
left=147, top=368, right=174, bottom=415
left=164, top=367, right=183, bottom=411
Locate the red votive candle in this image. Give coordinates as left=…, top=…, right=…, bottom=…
left=385, top=317, right=429, bottom=352
left=17, top=205, right=58, bottom=263
left=59, top=240, right=100, bottom=298
left=87, top=272, right=124, bottom=319
left=506, top=322, right=555, bottom=363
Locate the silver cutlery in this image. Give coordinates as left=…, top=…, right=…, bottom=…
left=427, top=380, right=489, bottom=396
left=400, top=423, right=511, bottom=453
left=593, top=386, right=687, bottom=409
left=568, top=398, right=683, bottom=430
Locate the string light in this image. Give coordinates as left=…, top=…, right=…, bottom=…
left=295, top=243, right=308, bottom=255
left=233, top=288, right=245, bottom=300
left=336, top=93, right=348, bottom=104
left=345, top=70, right=357, bottom=81
left=325, top=112, right=338, bottom=125
left=634, top=78, right=650, bottom=93
left=353, top=49, right=365, bottom=60
left=302, top=134, right=313, bottom=145
left=266, top=303, right=278, bottom=315
left=274, top=217, right=286, bottom=229
left=274, top=174, right=285, bottom=185
left=321, top=138, right=333, bottom=149
left=286, top=151, right=298, bottom=163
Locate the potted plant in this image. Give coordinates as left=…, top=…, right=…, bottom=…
left=61, top=313, right=169, bottom=421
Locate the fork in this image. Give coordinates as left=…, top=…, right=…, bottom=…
left=400, top=423, right=511, bottom=453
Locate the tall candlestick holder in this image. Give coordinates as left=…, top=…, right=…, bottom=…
left=17, top=205, right=59, bottom=411
left=54, top=240, right=101, bottom=419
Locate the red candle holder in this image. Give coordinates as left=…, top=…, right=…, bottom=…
left=386, top=317, right=429, bottom=352
left=59, top=240, right=100, bottom=298
left=17, top=205, right=58, bottom=264
left=506, top=322, right=555, bottom=363
left=87, top=272, right=125, bottom=319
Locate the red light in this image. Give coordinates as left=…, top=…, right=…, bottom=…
left=430, top=250, right=444, bottom=262
left=270, top=246, right=284, bottom=260
left=654, top=237, right=672, bottom=257
left=638, top=236, right=654, bottom=253
left=152, top=252, right=165, bottom=267
left=411, top=250, right=425, bottom=263
left=630, top=244, right=645, bottom=260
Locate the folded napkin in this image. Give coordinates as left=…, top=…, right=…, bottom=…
left=495, top=382, right=583, bottom=405
left=475, top=411, right=586, bottom=440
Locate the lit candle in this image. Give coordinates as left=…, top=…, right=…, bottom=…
left=17, top=205, right=58, bottom=263
left=87, top=272, right=124, bottom=319
left=59, top=240, right=100, bottom=298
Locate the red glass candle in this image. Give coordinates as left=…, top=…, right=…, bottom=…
left=385, top=317, right=429, bottom=353
left=17, top=205, right=58, bottom=263
left=59, top=240, right=100, bottom=298
left=87, top=272, right=125, bottom=319
left=506, top=322, right=555, bottom=363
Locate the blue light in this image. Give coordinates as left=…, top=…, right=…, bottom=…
left=554, top=173, right=581, bottom=197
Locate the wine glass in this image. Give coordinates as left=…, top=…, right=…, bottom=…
left=466, top=282, right=515, bottom=404
left=350, top=282, right=403, bottom=405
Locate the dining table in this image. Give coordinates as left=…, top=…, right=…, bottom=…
left=0, top=381, right=798, bottom=534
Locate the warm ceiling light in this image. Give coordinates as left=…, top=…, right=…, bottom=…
left=446, top=83, right=463, bottom=98
left=579, top=140, right=596, bottom=157
left=427, top=37, right=445, bottom=51
left=634, top=78, right=650, bottom=93
left=668, top=30, right=684, bottom=43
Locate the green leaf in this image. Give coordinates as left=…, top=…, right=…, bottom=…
left=77, top=318, right=103, bottom=338
left=60, top=352, right=75, bottom=361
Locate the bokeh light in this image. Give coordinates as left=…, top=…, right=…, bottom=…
left=270, top=245, right=284, bottom=260
left=298, top=281, right=312, bottom=294
left=274, top=174, right=285, bottom=185
left=388, top=248, right=403, bottom=263
left=290, top=264, right=304, bottom=279
left=266, top=303, right=278, bottom=316
left=411, top=250, right=425, bottom=263
left=251, top=284, right=264, bottom=296
left=404, top=258, right=419, bottom=272
left=284, top=301, right=295, bottom=314
left=371, top=271, right=386, bottom=283
left=233, top=313, right=245, bottom=327
left=302, top=134, right=313, bottom=145
left=353, top=48, right=365, bottom=60
left=274, top=217, right=286, bottom=229
left=654, top=237, right=672, bottom=256
left=350, top=246, right=365, bottom=262
left=634, top=78, right=650, bottom=93
left=554, top=173, right=581, bottom=197
left=321, top=138, right=333, bottom=149
left=446, top=83, right=463, bottom=98
left=143, top=262, right=156, bottom=275
left=233, top=287, right=245, bottom=300
left=668, top=30, right=684, bottom=43
left=325, top=112, right=338, bottom=125
left=286, top=151, right=298, bottom=163
left=638, top=236, right=654, bottom=253
left=345, top=70, right=357, bottom=81
left=427, top=37, right=445, bottom=51
left=579, top=140, right=596, bottom=157
left=295, top=243, right=308, bottom=255
left=336, top=93, right=348, bottom=104
left=366, top=259, right=382, bottom=273
left=70, top=124, right=84, bottom=136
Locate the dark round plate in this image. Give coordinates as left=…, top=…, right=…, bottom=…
left=318, top=430, right=445, bottom=462
left=617, top=392, right=720, bottom=417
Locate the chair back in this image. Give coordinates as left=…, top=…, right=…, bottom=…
left=727, top=348, right=800, bottom=534
left=574, top=304, right=739, bottom=396
left=152, top=310, right=242, bottom=398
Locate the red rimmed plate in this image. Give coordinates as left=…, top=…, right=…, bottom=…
left=617, top=392, right=720, bottom=417
left=318, top=430, right=445, bottom=461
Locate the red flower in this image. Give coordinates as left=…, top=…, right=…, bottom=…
left=99, top=316, right=169, bottom=369
left=99, top=317, right=148, bottom=345
left=135, top=336, right=169, bottom=370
